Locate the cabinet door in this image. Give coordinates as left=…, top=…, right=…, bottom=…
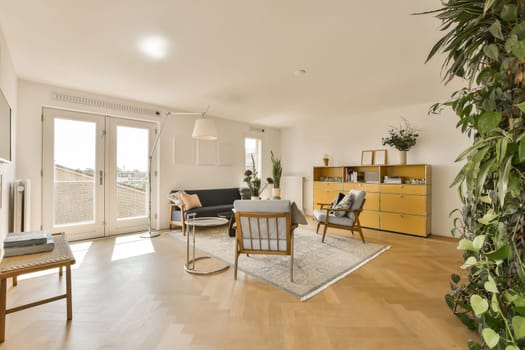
left=313, top=182, right=344, bottom=209
left=380, top=193, right=427, bottom=215
left=362, top=192, right=379, bottom=211
left=359, top=210, right=379, bottom=229
left=380, top=212, right=428, bottom=236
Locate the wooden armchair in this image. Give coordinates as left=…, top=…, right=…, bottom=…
left=233, top=200, right=297, bottom=282
left=313, top=190, right=367, bottom=243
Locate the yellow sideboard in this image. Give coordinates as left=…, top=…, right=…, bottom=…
left=313, top=164, right=431, bottom=237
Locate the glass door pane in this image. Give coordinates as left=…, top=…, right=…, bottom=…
left=106, top=118, right=154, bottom=235
left=53, top=118, right=97, bottom=225
left=116, top=125, right=148, bottom=219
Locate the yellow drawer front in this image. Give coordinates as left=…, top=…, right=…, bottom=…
left=362, top=192, right=379, bottom=210
left=343, top=183, right=380, bottom=192
left=359, top=210, right=379, bottom=229
left=380, top=212, right=428, bottom=236
left=380, top=194, right=427, bottom=215
left=313, top=181, right=344, bottom=191
left=313, top=190, right=343, bottom=209
left=380, top=184, right=428, bottom=195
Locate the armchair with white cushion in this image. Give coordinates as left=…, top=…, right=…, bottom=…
left=312, top=190, right=367, bottom=243
left=233, top=200, right=301, bottom=282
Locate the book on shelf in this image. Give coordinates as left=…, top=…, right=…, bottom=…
left=4, top=233, right=55, bottom=257
left=4, top=231, right=49, bottom=248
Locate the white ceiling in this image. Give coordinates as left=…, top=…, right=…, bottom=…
left=0, top=0, right=456, bottom=127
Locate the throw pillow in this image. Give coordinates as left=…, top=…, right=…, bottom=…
left=180, top=192, right=203, bottom=210
left=334, top=193, right=354, bottom=217
left=331, top=192, right=345, bottom=207
left=168, top=191, right=184, bottom=206
left=291, top=202, right=308, bottom=225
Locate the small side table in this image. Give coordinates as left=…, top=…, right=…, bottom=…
left=0, top=233, right=75, bottom=342
left=184, top=214, right=230, bottom=275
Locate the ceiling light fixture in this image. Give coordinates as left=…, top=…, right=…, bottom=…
left=294, top=69, right=307, bottom=76
left=138, top=36, right=168, bottom=59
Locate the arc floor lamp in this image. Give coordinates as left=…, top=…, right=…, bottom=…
left=140, top=110, right=217, bottom=238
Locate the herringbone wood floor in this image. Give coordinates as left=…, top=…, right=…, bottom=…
left=1, top=218, right=477, bottom=349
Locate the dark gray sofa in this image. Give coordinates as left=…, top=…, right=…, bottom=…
left=169, top=188, right=241, bottom=232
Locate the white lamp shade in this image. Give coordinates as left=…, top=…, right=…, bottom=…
left=192, top=118, right=217, bottom=140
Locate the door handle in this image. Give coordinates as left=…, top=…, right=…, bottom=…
left=99, top=170, right=103, bottom=185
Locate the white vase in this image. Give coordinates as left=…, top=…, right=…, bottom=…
left=399, top=150, right=407, bottom=165
left=272, top=188, right=281, bottom=199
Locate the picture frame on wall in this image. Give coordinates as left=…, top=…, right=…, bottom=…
left=361, top=150, right=374, bottom=165
left=373, top=149, right=387, bottom=165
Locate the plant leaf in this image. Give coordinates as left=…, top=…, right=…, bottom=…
left=483, top=244, right=511, bottom=260
left=512, top=316, right=525, bottom=339
left=478, top=111, right=502, bottom=134
left=491, top=294, right=501, bottom=312
left=497, top=156, right=513, bottom=205
left=519, top=139, right=525, bottom=162
left=473, top=235, right=486, bottom=250
left=461, top=256, right=478, bottom=269
left=512, top=40, right=525, bottom=58
left=512, top=21, right=525, bottom=38
left=458, top=238, right=476, bottom=251
left=485, top=275, right=498, bottom=294
left=471, top=295, right=489, bottom=316
left=484, top=44, right=500, bottom=60
left=489, top=20, right=504, bottom=40
left=505, top=345, right=520, bottom=350
left=484, top=0, right=496, bottom=16
left=501, top=4, right=518, bottom=22
left=478, top=209, right=498, bottom=225
left=481, top=328, right=500, bottom=348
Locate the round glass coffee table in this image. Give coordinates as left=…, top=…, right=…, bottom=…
left=184, top=214, right=230, bottom=275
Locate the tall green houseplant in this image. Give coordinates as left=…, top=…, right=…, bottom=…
left=424, top=1, right=525, bottom=349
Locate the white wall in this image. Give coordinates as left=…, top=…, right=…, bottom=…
left=281, top=103, right=471, bottom=237
left=16, top=80, right=280, bottom=232
left=0, top=25, right=17, bottom=252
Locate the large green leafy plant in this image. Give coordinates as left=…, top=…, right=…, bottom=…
left=423, top=1, right=525, bottom=349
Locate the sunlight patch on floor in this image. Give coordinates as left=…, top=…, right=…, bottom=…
left=111, top=233, right=155, bottom=261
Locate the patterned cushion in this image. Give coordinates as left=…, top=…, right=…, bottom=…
left=333, top=193, right=354, bottom=217
left=180, top=192, right=203, bottom=210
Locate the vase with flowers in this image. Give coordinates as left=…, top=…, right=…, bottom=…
left=381, top=118, right=420, bottom=164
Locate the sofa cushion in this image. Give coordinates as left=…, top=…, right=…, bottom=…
left=180, top=192, right=202, bottom=210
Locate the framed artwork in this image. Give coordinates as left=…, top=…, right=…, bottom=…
left=373, top=149, right=387, bottom=165
left=361, top=150, right=374, bottom=165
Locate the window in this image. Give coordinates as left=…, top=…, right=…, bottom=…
left=245, top=137, right=262, bottom=174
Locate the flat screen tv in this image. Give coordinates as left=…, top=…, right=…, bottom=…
left=0, top=88, right=11, bottom=163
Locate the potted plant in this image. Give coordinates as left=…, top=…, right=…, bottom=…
left=422, top=1, right=525, bottom=349
left=381, top=118, right=420, bottom=164
left=243, top=154, right=273, bottom=199
left=270, top=151, right=282, bottom=199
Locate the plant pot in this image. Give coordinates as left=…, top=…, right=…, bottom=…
left=323, top=158, right=329, bottom=166
left=398, top=150, right=407, bottom=165
left=272, top=188, right=281, bottom=199
left=251, top=196, right=260, bottom=200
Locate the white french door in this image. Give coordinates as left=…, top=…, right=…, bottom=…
left=42, top=108, right=156, bottom=240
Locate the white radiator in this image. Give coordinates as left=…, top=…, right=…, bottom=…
left=11, top=179, right=31, bottom=232
left=281, top=176, right=304, bottom=210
